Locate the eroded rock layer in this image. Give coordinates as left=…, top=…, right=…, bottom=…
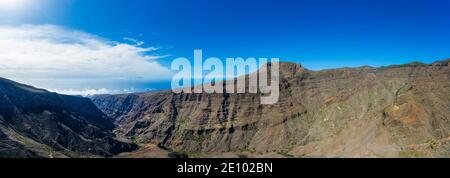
left=92, top=60, right=450, bottom=157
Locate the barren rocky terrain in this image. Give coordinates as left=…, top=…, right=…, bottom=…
left=0, top=59, right=448, bottom=158
left=92, top=59, right=450, bottom=158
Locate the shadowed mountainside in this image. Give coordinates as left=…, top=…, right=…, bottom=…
left=93, top=59, right=450, bottom=158
left=0, top=78, right=137, bottom=158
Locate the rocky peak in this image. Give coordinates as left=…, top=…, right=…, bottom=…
left=92, top=59, right=449, bottom=158
left=261, top=62, right=306, bottom=79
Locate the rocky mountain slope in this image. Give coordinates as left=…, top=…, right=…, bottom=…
left=93, top=59, right=450, bottom=158
left=0, top=78, right=136, bottom=158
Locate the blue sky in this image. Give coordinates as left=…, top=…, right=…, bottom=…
left=0, top=0, right=449, bottom=94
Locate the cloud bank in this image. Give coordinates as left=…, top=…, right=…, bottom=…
left=48, top=88, right=111, bottom=96
left=0, top=24, right=171, bottom=95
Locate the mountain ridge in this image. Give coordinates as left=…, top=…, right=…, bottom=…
left=0, top=78, right=137, bottom=158
left=92, top=59, right=450, bottom=157
left=0, top=59, right=448, bottom=158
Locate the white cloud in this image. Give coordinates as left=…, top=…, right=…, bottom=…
left=48, top=86, right=154, bottom=96
left=123, top=37, right=145, bottom=46
left=0, top=24, right=172, bottom=88
left=48, top=88, right=111, bottom=96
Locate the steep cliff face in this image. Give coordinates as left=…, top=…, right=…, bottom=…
left=93, top=60, right=450, bottom=157
left=0, top=78, right=137, bottom=158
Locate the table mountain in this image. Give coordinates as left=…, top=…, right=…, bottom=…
left=93, top=59, right=449, bottom=157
